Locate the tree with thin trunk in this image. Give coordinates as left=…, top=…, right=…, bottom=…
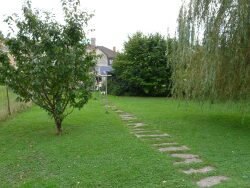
left=0, top=0, right=96, bottom=134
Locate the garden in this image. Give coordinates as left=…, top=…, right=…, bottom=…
left=0, top=0, right=249, bottom=187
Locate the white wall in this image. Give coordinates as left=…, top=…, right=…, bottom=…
left=96, top=49, right=108, bottom=66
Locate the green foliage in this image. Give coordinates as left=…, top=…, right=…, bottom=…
left=172, top=0, right=250, bottom=101
left=109, top=32, right=173, bottom=97
left=0, top=0, right=96, bottom=133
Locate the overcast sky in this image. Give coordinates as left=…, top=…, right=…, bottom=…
left=0, top=0, right=183, bottom=51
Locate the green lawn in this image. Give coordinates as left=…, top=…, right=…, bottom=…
left=109, top=96, right=250, bottom=187
left=0, top=86, right=8, bottom=109
left=0, top=97, right=195, bottom=187
left=1, top=96, right=250, bottom=187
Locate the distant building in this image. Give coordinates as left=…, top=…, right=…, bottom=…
left=90, top=38, right=116, bottom=76
left=0, top=42, right=15, bottom=66
left=89, top=38, right=116, bottom=90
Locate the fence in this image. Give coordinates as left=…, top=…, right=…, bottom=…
left=0, top=85, right=29, bottom=120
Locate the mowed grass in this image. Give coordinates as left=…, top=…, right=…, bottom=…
left=109, top=96, right=250, bottom=187
left=0, top=86, right=8, bottom=109
left=0, top=97, right=196, bottom=187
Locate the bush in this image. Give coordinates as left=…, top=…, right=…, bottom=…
left=109, top=32, right=173, bottom=97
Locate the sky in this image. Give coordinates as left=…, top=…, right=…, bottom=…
left=0, top=0, right=183, bottom=51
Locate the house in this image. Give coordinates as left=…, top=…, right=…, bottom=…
left=0, top=42, right=15, bottom=66
left=90, top=38, right=116, bottom=75
left=89, top=38, right=116, bottom=90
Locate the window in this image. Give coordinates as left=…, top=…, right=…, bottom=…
left=108, top=59, right=113, bottom=65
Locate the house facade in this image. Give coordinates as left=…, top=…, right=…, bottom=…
left=0, top=42, right=15, bottom=66
left=90, top=38, right=116, bottom=76
left=89, top=38, right=116, bottom=90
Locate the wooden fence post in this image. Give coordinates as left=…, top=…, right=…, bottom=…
left=6, top=86, right=11, bottom=115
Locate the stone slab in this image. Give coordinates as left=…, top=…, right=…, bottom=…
left=159, top=146, right=190, bottom=152
left=132, top=128, right=145, bottom=131
left=142, top=137, right=162, bottom=140
left=134, top=130, right=160, bottom=134
left=119, top=113, right=133, bottom=117
left=121, top=117, right=137, bottom=121
left=134, top=124, right=147, bottom=128
left=107, top=105, right=116, bottom=108
left=170, top=154, right=199, bottom=159
left=174, top=158, right=203, bottom=165
left=136, top=134, right=169, bottom=138
left=134, top=123, right=146, bottom=126
left=119, top=115, right=135, bottom=118
left=197, top=176, right=229, bottom=187
left=115, top=110, right=124, bottom=113
left=182, top=166, right=215, bottom=175
left=153, top=143, right=178, bottom=147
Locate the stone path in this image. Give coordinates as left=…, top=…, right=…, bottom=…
left=197, top=176, right=229, bottom=187
left=183, top=166, right=215, bottom=175
left=153, top=142, right=178, bottom=146
left=136, top=133, right=170, bottom=138
left=159, top=146, right=190, bottom=152
left=108, top=105, right=229, bottom=187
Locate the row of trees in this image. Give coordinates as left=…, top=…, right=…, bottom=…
left=111, top=0, right=250, bottom=103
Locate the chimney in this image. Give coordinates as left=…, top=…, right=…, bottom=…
left=113, top=46, right=116, bottom=52
left=91, top=38, right=96, bottom=48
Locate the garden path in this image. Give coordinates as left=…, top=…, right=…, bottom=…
left=109, top=105, right=229, bottom=187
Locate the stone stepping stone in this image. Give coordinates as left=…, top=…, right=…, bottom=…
left=134, top=123, right=148, bottom=128
left=107, top=105, right=116, bottom=108
left=153, top=142, right=178, bottom=147
left=119, top=115, right=135, bottom=118
left=133, top=122, right=145, bottom=126
left=170, top=154, right=199, bottom=159
left=159, top=146, right=190, bottom=152
left=197, top=176, right=229, bottom=187
left=120, top=115, right=135, bottom=118
left=115, top=110, right=124, bottom=113
left=182, top=166, right=215, bottom=175
left=119, top=112, right=133, bottom=116
left=174, top=158, right=203, bottom=165
left=127, top=123, right=136, bottom=126
left=136, top=133, right=169, bottom=138
left=132, top=128, right=145, bottom=131
left=121, top=117, right=137, bottom=121
left=142, top=137, right=162, bottom=140
left=134, top=130, right=160, bottom=134
left=120, top=115, right=134, bottom=118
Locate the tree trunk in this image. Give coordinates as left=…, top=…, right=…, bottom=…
left=6, top=86, right=11, bottom=116
left=55, top=118, right=62, bottom=135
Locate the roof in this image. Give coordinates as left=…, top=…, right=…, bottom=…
left=96, top=46, right=116, bottom=59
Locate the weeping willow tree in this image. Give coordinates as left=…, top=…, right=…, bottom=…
left=172, top=0, right=250, bottom=101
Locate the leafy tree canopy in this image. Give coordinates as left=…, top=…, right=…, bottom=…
left=0, top=0, right=96, bottom=134
left=110, top=32, right=173, bottom=97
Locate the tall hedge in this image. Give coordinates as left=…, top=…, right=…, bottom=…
left=109, top=32, right=173, bottom=97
